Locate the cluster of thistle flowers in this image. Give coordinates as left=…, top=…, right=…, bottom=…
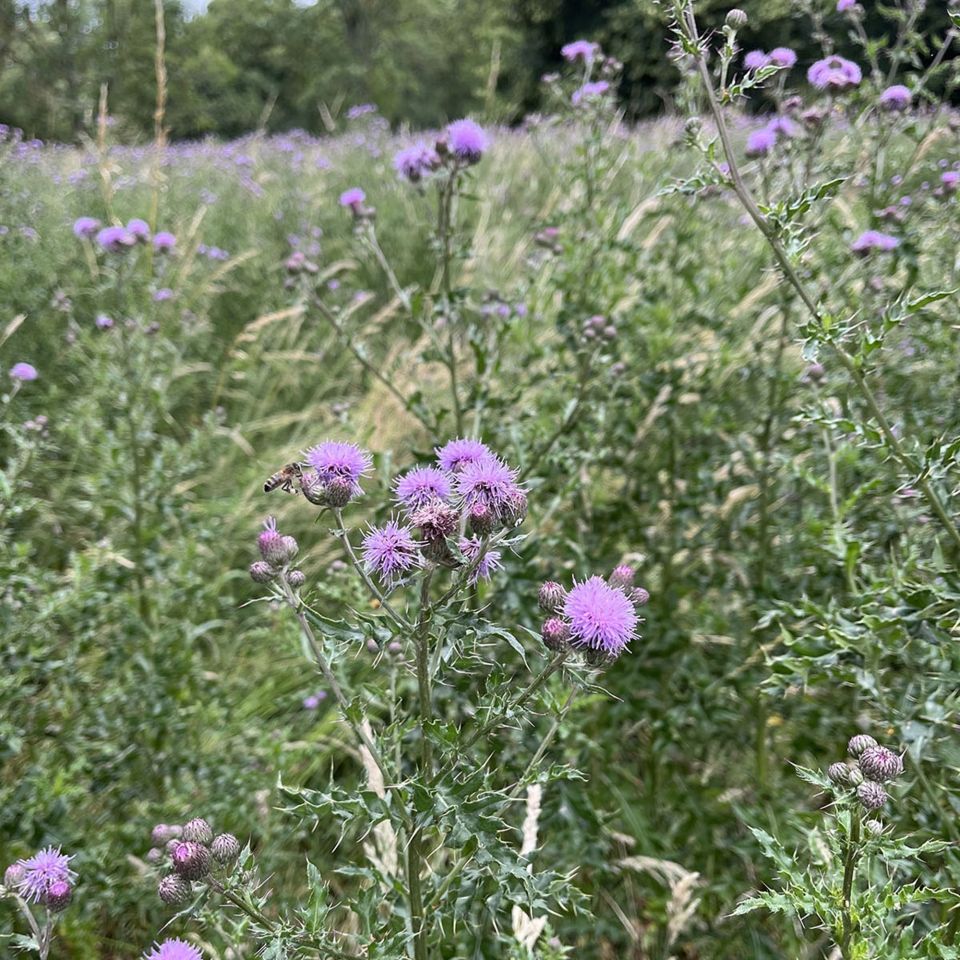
left=2, top=847, right=75, bottom=912
left=545, top=39, right=622, bottom=108
left=73, top=215, right=177, bottom=255
left=537, top=564, right=649, bottom=663
left=827, top=734, right=905, bottom=824
left=146, top=817, right=240, bottom=906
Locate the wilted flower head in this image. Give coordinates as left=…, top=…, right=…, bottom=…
left=561, top=39, right=599, bottom=62
left=459, top=536, right=502, bottom=584
left=12, top=847, right=77, bottom=904
left=393, top=142, right=440, bottom=182
left=362, top=521, right=421, bottom=581
left=563, top=575, right=638, bottom=657
left=72, top=216, right=100, bottom=239
left=445, top=119, right=489, bottom=163
left=879, top=85, right=911, bottom=110
left=851, top=230, right=899, bottom=254
left=339, top=187, right=366, bottom=208
left=96, top=225, right=135, bottom=252
left=305, top=440, right=372, bottom=498
left=436, top=437, right=493, bottom=473
left=769, top=47, right=797, bottom=68
left=395, top=466, right=452, bottom=510
left=153, top=231, right=176, bottom=253
left=144, top=939, right=204, bottom=960
left=572, top=81, right=610, bottom=106
left=9, top=361, right=38, bottom=382
left=808, top=55, right=862, bottom=90
left=744, top=50, right=770, bottom=70
left=409, top=500, right=459, bottom=540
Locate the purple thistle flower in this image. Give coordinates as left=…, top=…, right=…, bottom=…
left=153, top=231, right=176, bottom=253
left=563, top=576, right=637, bottom=657
left=456, top=455, right=521, bottom=518
left=393, top=142, right=440, bottom=182
left=95, top=313, right=114, bottom=330
left=362, top=521, right=421, bottom=581
left=305, top=440, right=372, bottom=497
left=445, top=119, right=489, bottom=163
left=744, top=50, right=771, bottom=70
left=941, top=170, right=959, bottom=192
left=851, top=229, right=899, bottom=254
left=767, top=115, right=800, bottom=138
left=746, top=127, right=777, bottom=157
left=9, top=362, right=38, bottom=381
left=769, top=47, right=797, bottom=68
left=837, top=0, right=857, bottom=9
left=571, top=80, right=610, bottom=106
left=395, top=466, right=452, bottom=509
left=144, top=939, right=204, bottom=960
left=127, top=218, right=151, bottom=242
left=72, top=216, right=100, bottom=239
left=435, top=437, right=494, bottom=473
left=153, top=288, right=174, bottom=302
left=339, top=187, right=366, bottom=208
left=459, top=536, right=502, bottom=584
left=808, top=55, right=862, bottom=91
left=13, top=847, right=77, bottom=904
left=96, top=225, right=135, bottom=252
left=561, top=39, right=600, bottom=63
left=879, top=85, right=911, bottom=110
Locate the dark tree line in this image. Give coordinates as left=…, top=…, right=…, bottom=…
left=0, top=0, right=954, bottom=142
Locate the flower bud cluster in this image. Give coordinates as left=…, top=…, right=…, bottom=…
left=537, top=564, right=648, bottom=661
left=249, top=517, right=305, bottom=588
left=147, top=816, right=241, bottom=905
left=826, top=734, right=905, bottom=814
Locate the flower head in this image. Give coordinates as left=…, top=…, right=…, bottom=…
left=941, top=170, right=959, bottom=192
left=572, top=81, right=610, bottom=106
left=435, top=437, right=493, bottom=473
left=459, top=536, right=502, bottom=584
left=837, top=0, right=857, bottom=10
left=153, top=231, right=176, bottom=253
left=96, top=225, right=135, bottom=252
left=96, top=313, right=114, bottom=330
left=808, top=55, right=862, bottom=90
left=9, top=362, right=38, bottom=382
left=769, top=47, right=797, bottom=68
left=563, top=576, right=637, bottom=657
left=445, top=119, right=489, bottom=163
left=879, top=84, right=911, bottom=110
left=856, top=780, right=887, bottom=810
left=395, top=466, right=452, bottom=510
left=127, top=218, right=150, bottom=242
left=362, top=521, right=421, bottom=582
left=767, top=115, right=800, bottom=138
left=851, top=229, right=899, bottom=254
left=393, top=142, right=440, bottom=182
left=744, top=50, right=770, bottom=70
left=859, top=745, right=903, bottom=782
left=746, top=127, right=777, bottom=157
left=144, top=939, right=204, bottom=960
left=561, top=40, right=599, bottom=62
left=305, top=441, right=372, bottom=497
left=13, top=847, right=76, bottom=904
left=339, top=187, right=366, bottom=208
left=456, top=455, right=522, bottom=520
left=72, top=216, right=100, bottom=239
left=409, top=500, right=459, bottom=541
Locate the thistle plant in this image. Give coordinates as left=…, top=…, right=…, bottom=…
left=735, top=733, right=955, bottom=959
left=146, top=436, right=648, bottom=958
left=1, top=848, right=76, bottom=959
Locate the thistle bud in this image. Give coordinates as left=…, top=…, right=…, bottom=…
left=856, top=780, right=887, bottom=811
left=847, top=734, right=878, bottom=758
left=165, top=838, right=180, bottom=854
left=541, top=617, right=571, bottom=651
left=280, top=536, right=299, bottom=562
left=608, top=565, right=635, bottom=589
left=725, top=8, right=748, bottom=28
left=45, top=880, right=72, bottom=912
left=864, top=819, right=885, bottom=836
left=500, top=488, right=528, bottom=527
left=182, top=818, right=213, bottom=845
left=158, top=874, right=193, bottom=904
left=631, top=587, right=650, bottom=606
left=171, top=841, right=211, bottom=880
left=323, top=477, right=354, bottom=508
left=468, top=502, right=495, bottom=537
left=249, top=561, right=275, bottom=583
left=151, top=823, right=178, bottom=845
left=827, top=762, right=851, bottom=786
left=258, top=521, right=287, bottom=565
left=4, top=863, right=26, bottom=889
left=858, top=745, right=903, bottom=783
left=538, top=581, right=566, bottom=614
left=211, top=834, right=241, bottom=864
left=146, top=847, right=163, bottom=863
left=286, top=569, right=306, bottom=589
left=848, top=765, right=864, bottom=786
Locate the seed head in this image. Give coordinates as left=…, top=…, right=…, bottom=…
left=158, top=874, right=193, bottom=905
left=211, top=834, right=240, bottom=864
left=171, top=842, right=210, bottom=880
left=538, top=581, right=566, bottom=613
left=856, top=780, right=887, bottom=811
left=858, top=745, right=903, bottom=783
left=181, top=818, right=213, bottom=845
left=847, top=734, right=878, bottom=758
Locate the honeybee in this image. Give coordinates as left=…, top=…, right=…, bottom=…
left=263, top=462, right=304, bottom=494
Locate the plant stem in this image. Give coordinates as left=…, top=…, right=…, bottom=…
left=508, top=685, right=578, bottom=799
left=838, top=808, right=862, bottom=959
left=415, top=567, right=436, bottom=775
left=679, top=2, right=960, bottom=556
left=436, top=170, right=464, bottom=434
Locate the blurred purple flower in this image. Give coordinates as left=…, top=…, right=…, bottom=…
left=746, top=127, right=777, bottom=156
left=393, top=142, right=440, bottom=182
left=808, top=55, right=862, bottom=90
left=127, top=218, right=150, bottom=242
left=851, top=230, right=899, bottom=254
left=72, top=216, right=100, bottom=239
left=561, top=40, right=600, bottom=62
left=339, top=187, right=365, bottom=208
left=446, top=119, right=489, bottom=163
left=9, top=362, right=38, bottom=381
left=879, top=85, right=911, bottom=110
left=769, top=47, right=797, bottom=68
left=95, top=313, right=114, bottom=329
left=153, top=231, right=176, bottom=253
left=459, top=536, right=502, bottom=584
left=96, top=225, right=135, bottom=252
left=572, top=81, right=610, bottom=106
left=744, top=50, right=771, bottom=70
left=144, top=940, right=203, bottom=960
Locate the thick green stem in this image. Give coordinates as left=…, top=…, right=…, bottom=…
left=839, top=809, right=862, bottom=959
